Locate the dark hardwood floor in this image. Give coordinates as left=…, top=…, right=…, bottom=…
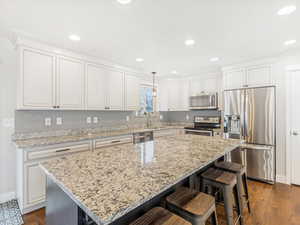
left=23, top=181, right=300, bottom=225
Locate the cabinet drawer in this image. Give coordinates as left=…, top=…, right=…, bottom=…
left=94, top=136, right=132, bottom=149
left=26, top=143, right=91, bottom=161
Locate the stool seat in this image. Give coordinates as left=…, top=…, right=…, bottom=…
left=166, top=187, right=218, bottom=225
left=214, top=161, right=245, bottom=173
left=166, top=187, right=215, bottom=217
left=201, top=168, right=236, bottom=186
left=129, top=207, right=191, bottom=225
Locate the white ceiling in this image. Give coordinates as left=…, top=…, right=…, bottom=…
left=0, top=0, right=299, bottom=76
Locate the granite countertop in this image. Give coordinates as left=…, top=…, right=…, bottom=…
left=13, top=125, right=186, bottom=149
left=40, top=134, right=242, bottom=225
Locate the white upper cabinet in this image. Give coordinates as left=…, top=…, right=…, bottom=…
left=125, top=74, right=140, bottom=111
left=57, top=57, right=85, bottom=109
left=20, top=48, right=55, bottom=109
left=86, top=64, right=107, bottom=110
left=107, top=69, right=124, bottom=110
left=223, top=63, right=274, bottom=90
left=158, top=79, right=169, bottom=111
left=246, top=66, right=272, bottom=87
left=158, top=79, right=189, bottom=111
left=189, top=78, right=204, bottom=96
left=223, top=69, right=246, bottom=90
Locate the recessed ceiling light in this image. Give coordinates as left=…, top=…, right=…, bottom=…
left=117, top=0, right=132, bottom=4
left=69, top=34, right=80, bottom=41
left=277, top=5, right=296, bottom=15
left=210, top=57, right=220, bottom=62
left=185, top=39, right=195, bottom=46
left=171, top=70, right=178, bottom=74
left=136, top=58, right=144, bottom=62
left=284, top=39, right=297, bottom=46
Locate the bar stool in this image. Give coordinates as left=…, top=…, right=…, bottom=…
left=129, top=207, right=191, bottom=225
left=201, top=168, right=244, bottom=225
left=165, top=187, right=218, bottom=225
left=214, top=161, right=251, bottom=213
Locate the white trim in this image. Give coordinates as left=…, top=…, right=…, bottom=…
left=285, top=64, right=300, bottom=185
left=276, top=175, right=289, bottom=185
left=0, top=192, right=16, bottom=204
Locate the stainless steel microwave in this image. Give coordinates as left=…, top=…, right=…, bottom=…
left=189, top=92, right=218, bottom=110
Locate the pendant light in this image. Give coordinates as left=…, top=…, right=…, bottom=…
left=152, top=72, right=157, bottom=97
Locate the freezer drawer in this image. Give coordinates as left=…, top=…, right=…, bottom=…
left=246, top=146, right=275, bottom=183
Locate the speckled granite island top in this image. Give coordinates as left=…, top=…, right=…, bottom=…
left=40, top=134, right=242, bottom=225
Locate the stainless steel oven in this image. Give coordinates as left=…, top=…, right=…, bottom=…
left=184, top=116, right=221, bottom=136
left=189, top=92, right=218, bottom=110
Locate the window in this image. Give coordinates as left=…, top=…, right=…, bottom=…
left=139, top=85, right=153, bottom=114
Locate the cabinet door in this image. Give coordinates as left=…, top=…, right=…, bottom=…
left=167, top=79, right=179, bottom=111
left=22, top=49, right=55, bottom=109
left=57, top=57, right=85, bottom=109
left=246, top=66, right=272, bottom=87
left=86, top=64, right=107, bottom=110
left=107, top=69, right=124, bottom=110
left=158, top=79, right=169, bottom=111
left=203, top=77, right=218, bottom=92
left=125, top=74, right=140, bottom=111
left=223, top=69, right=246, bottom=90
left=179, top=79, right=190, bottom=111
left=189, top=78, right=204, bottom=96
left=26, top=163, right=46, bottom=206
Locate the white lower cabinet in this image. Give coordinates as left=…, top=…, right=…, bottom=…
left=26, top=163, right=46, bottom=206
left=17, top=141, right=92, bottom=214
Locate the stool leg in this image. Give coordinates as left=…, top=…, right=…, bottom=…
left=233, top=185, right=244, bottom=225
left=223, top=186, right=234, bottom=225
left=211, top=209, right=219, bottom=225
left=242, top=173, right=251, bottom=213
left=236, top=173, right=244, bottom=206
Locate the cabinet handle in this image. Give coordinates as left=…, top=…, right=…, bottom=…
left=111, top=140, right=121, bottom=144
left=57, top=106, right=60, bottom=109
left=53, top=106, right=56, bottom=109
left=56, top=148, right=71, bottom=153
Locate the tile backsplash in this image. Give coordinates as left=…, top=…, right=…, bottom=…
left=15, top=110, right=221, bottom=133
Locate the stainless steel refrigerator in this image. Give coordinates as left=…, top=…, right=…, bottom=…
left=223, top=86, right=276, bottom=184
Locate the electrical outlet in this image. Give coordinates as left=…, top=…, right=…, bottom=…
left=186, top=114, right=190, bottom=121
left=126, top=116, right=130, bottom=121
left=93, top=117, right=98, bottom=124
left=45, top=118, right=51, bottom=126
left=86, top=117, right=92, bottom=124
left=56, top=117, right=62, bottom=125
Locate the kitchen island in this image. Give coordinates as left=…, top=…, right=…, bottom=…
left=40, top=134, right=242, bottom=225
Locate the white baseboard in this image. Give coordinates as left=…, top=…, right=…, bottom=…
left=276, top=175, right=290, bottom=184
left=0, top=192, right=16, bottom=204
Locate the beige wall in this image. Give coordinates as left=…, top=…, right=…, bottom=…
left=0, top=37, right=17, bottom=201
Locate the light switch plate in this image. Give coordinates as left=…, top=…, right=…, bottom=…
left=93, top=117, right=98, bottom=124
left=56, top=117, right=62, bottom=125
left=86, top=117, right=92, bottom=124
left=45, top=118, right=51, bottom=126
left=126, top=116, right=130, bottom=121
left=2, top=118, right=14, bottom=128
left=160, top=115, right=163, bottom=120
